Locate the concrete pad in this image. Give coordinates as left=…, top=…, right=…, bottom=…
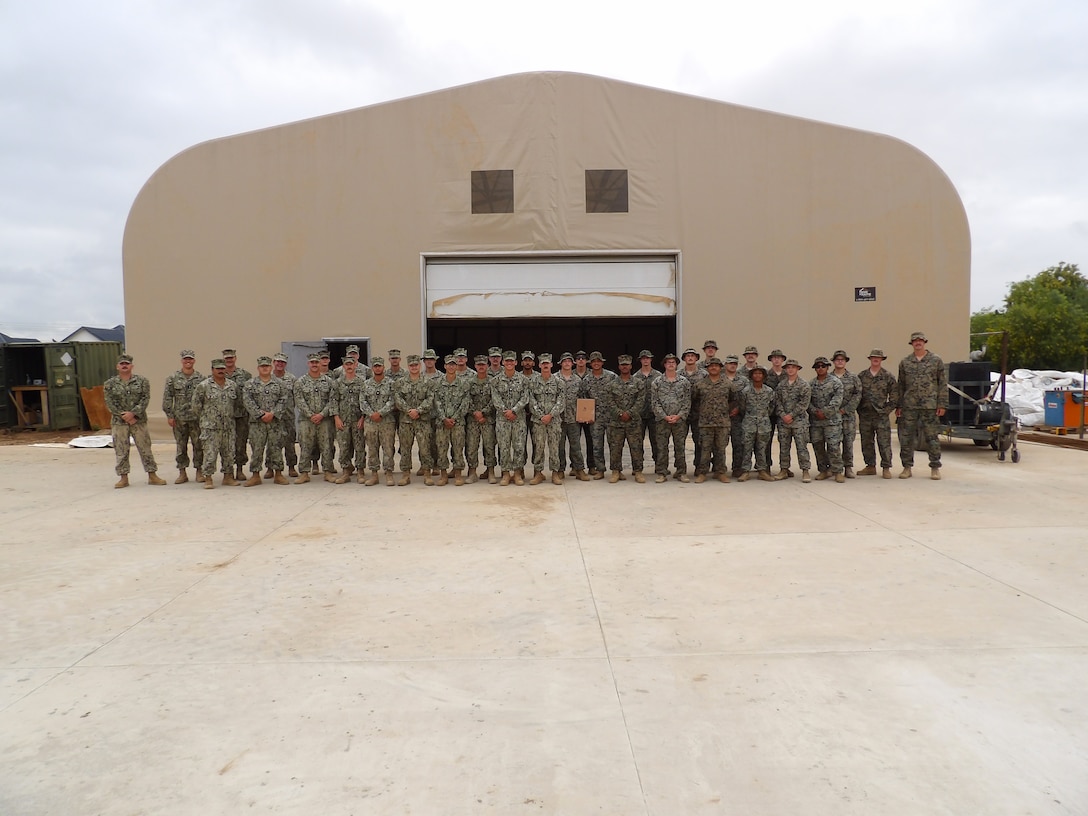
left=1, top=437, right=1086, bottom=814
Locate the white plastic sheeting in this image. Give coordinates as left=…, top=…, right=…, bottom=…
left=992, top=369, right=1088, bottom=427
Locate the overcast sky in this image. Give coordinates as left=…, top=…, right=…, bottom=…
left=3, top=0, right=1085, bottom=341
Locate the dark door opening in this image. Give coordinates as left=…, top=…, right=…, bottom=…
left=426, top=317, right=677, bottom=367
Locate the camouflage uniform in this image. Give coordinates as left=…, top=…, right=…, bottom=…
left=741, top=381, right=776, bottom=473
left=693, top=376, right=738, bottom=476
left=226, top=367, right=252, bottom=471
left=243, top=376, right=289, bottom=472
left=582, top=369, right=617, bottom=472
left=432, top=374, right=469, bottom=471
left=192, top=377, right=238, bottom=477
left=491, top=371, right=529, bottom=473
left=359, top=376, right=397, bottom=473
left=161, top=368, right=204, bottom=471
left=897, top=350, right=948, bottom=469
left=651, top=375, right=692, bottom=476
left=529, top=373, right=565, bottom=473
left=775, top=377, right=812, bottom=471
left=274, top=370, right=298, bottom=469
left=724, top=373, right=747, bottom=475
left=104, top=373, right=158, bottom=476
left=293, top=373, right=336, bottom=475
left=680, top=366, right=707, bottom=469
left=607, top=375, right=645, bottom=473
left=394, top=375, right=434, bottom=473
left=858, top=367, right=897, bottom=469
left=633, top=366, right=661, bottom=470
left=763, top=365, right=787, bottom=469
left=809, top=374, right=844, bottom=475
left=557, top=371, right=587, bottom=473
left=465, top=374, right=497, bottom=472
left=332, top=374, right=367, bottom=472
left=833, top=368, right=862, bottom=471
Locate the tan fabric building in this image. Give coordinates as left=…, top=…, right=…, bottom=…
left=124, top=71, right=968, bottom=413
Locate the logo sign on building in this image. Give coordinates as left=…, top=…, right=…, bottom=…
left=854, top=286, right=876, bottom=302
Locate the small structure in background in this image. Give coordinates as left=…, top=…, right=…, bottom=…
left=62, top=325, right=125, bottom=344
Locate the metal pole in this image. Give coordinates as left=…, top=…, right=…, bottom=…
left=1080, top=350, right=1086, bottom=440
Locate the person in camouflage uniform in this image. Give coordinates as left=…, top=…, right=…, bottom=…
left=359, top=356, right=397, bottom=486
left=242, top=356, right=290, bottom=485
left=432, top=354, right=469, bottom=485
left=332, top=344, right=371, bottom=381
left=721, top=354, right=747, bottom=476
left=221, top=349, right=252, bottom=481
left=809, top=356, right=845, bottom=482
left=738, top=365, right=776, bottom=481
left=582, top=351, right=617, bottom=478
left=634, top=350, right=661, bottom=474
left=572, top=351, right=598, bottom=473
left=651, top=353, right=693, bottom=482
left=693, top=357, right=740, bottom=483
left=556, top=352, right=590, bottom=481
left=697, top=341, right=718, bottom=371
left=831, top=350, right=862, bottom=478
left=272, top=353, right=299, bottom=477
left=857, top=349, right=898, bottom=478
left=465, top=355, right=498, bottom=483
left=192, top=359, right=239, bottom=488
left=738, top=345, right=761, bottom=380
left=161, top=349, right=203, bottom=483
left=763, top=349, right=788, bottom=474
left=293, top=352, right=336, bottom=483
left=491, top=350, right=530, bottom=485
left=528, top=353, right=566, bottom=484
left=420, top=348, right=443, bottom=478
left=104, top=353, right=165, bottom=488
left=606, top=354, right=646, bottom=483
left=332, top=356, right=367, bottom=483
left=897, top=331, right=948, bottom=479
left=680, top=348, right=706, bottom=471
left=386, top=349, right=406, bottom=459
left=774, top=359, right=813, bottom=482
left=393, top=354, right=434, bottom=485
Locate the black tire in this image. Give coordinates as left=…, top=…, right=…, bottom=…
left=1011, top=449, right=1021, bottom=463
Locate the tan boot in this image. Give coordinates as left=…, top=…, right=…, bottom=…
left=203, top=474, right=214, bottom=489
left=114, top=474, right=129, bottom=489
left=737, top=472, right=750, bottom=482
left=437, top=470, right=449, bottom=486
left=415, top=466, right=426, bottom=476
left=655, top=473, right=667, bottom=483
left=288, top=467, right=299, bottom=478
left=333, top=472, right=351, bottom=484
left=592, top=470, right=604, bottom=480
left=295, top=472, right=311, bottom=484
left=815, top=471, right=831, bottom=481
left=466, top=469, right=478, bottom=484
left=243, top=473, right=262, bottom=487
left=575, top=469, right=590, bottom=482
left=677, top=473, right=691, bottom=483
left=633, top=472, right=645, bottom=484
left=801, top=470, right=811, bottom=483
left=424, top=471, right=435, bottom=486
left=882, top=468, right=892, bottom=479
left=385, top=472, right=395, bottom=486
left=844, top=467, right=855, bottom=479
left=263, top=468, right=274, bottom=479
left=931, top=467, right=941, bottom=480
left=499, top=471, right=511, bottom=486
left=344, top=465, right=355, bottom=478
left=195, top=473, right=205, bottom=483
left=835, top=472, right=845, bottom=483
left=235, top=466, right=246, bottom=481
left=717, top=473, right=730, bottom=484
left=609, top=470, right=621, bottom=483
left=273, top=471, right=289, bottom=485
left=529, top=470, right=545, bottom=485
left=758, top=471, right=774, bottom=482
left=454, top=469, right=465, bottom=486
left=693, top=473, right=706, bottom=484
left=857, top=465, right=877, bottom=476
left=175, top=469, right=189, bottom=484
left=398, top=473, right=411, bottom=486
left=899, top=467, right=913, bottom=479
left=356, top=472, right=367, bottom=484
left=773, top=470, right=790, bottom=481
left=148, top=472, right=166, bottom=486
left=513, top=470, right=525, bottom=486
left=222, top=473, right=239, bottom=486
left=323, top=472, right=337, bottom=483
left=365, top=471, right=379, bottom=486
left=487, top=467, right=498, bottom=485
left=552, top=471, right=564, bottom=485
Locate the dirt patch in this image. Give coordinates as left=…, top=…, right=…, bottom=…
left=0, top=428, right=89, bottom=447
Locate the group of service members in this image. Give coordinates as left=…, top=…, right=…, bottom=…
left=105, top=331, right=948, bottom=489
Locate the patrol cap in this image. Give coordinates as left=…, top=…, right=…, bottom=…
left=588, top=351, right=604, bottom=362
left=559, top=351, right=574, bottom=363
left=273, top=352, right=289, bottom=362
left=346, top=344, right=360, bottom=354
left=444, top=354, right=456, bottom=365
left=832, top=349, right=850, bottom=362
left=406, top=354, right=421, bottom=364
left=705, top=357, right=723, bottom=367
left=488, top=346, right=503, bottom=357
left=521, top=350, right=535, bottom=360
left=784, top=358, right=802, bottom=369
left=724, top=354, right=740, bottom=364
left=767, top=348, right=786, bottom=361
left=574, top=350, right=588, bottom=359
left=538, top=353, right=553, bottom=363
left=909, top=331, right=927, bottom=343
left=388, top=349, right=402, bottom=358
left=211, top=358, right=227, bottom=368
left=307, top=352, right=321, bottom=362
left=812, top=356, right=831, bottom=369
left=502, top=350, right=517, bottom=361
left=744, top=345, right=759, bottom=355
left=257, top=356, right=273, bottom=366
left=702, top=340, right=718, bottom=350
left=617, top=354, right=632, bottom=365
left=221, top=348, right=237, bottom=357
left=638, top=349, right=654, bottom=359
left=179, top=349, right=195, bottom=359
left=661, top=352, right=680, bottom=364
left=474, top=355, right=488, bottom=365
left=454, top=347, right=467, bottom=358
left=422, top=348, right=438, bottom=359
left=868, top=348, right=887, bottom=360
left=319, top=349, right=331, bottom=359
left=117, top=353, right=133, bottom=364
left=341, top=356, right=356, bottom=365
left=370, top=356, right=385, bottom=367
left=682, top=348, right=700, bottom=359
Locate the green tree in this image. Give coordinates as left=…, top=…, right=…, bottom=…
left=970, top=262, right=1088, bottom=370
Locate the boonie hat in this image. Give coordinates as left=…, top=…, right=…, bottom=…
left=767, top=348, right=786, bottom=361
left=724, top=354, right=739, bottom=364
left=422, top=348, right=438, bottom=359
left=682, top=348, right=700, bottom=359
left=831, top=349, right=850, bottom=362
left=662, top=352, right=680, bottom=363
left=868, top=348, right=887, bottom=359
left=784, top=358, right=802, bottom=369
left=559, top=352, right=574, bottom=362
left=638, top=349, right=654, bottom=358
left=117, top=353, right=133, bottom=364
left=588, top=351, right=604, bottom=362
left=743, top=345, right=758, bottom=355
left=909, top=331, right=927, bottom=343
left=575, top=350, right=588, bottom=359
left=812, top=356, right=831, bottom=369
left=702, top=340, right=718, bottom=350
left=705, top=357, right=723, bottom=367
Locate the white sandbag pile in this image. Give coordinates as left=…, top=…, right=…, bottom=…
left=992, top=369, right=1087, bottom=427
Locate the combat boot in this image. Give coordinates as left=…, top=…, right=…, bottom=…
left=592, top=470, right=604, bottom=480
left=222, top=473, right=239, bottom=486
left=609, top=471, right=622, bottom=483
left=437, top=470, right=449, bottom=486
left=263, top=468, right=274, bottom=479
left=552, top=471, right=564, bottom=485
left=487, top=468, right=498, bottom=485
left=288, top=467, right=299, bottom=477
left=398, top=473, right=411, bottom=486
left=499, top=471, right=511, bottom=486
left=365, top=471, right=379, bottom=486
left=737, top=472, right=750, bottom=482
left=633, top=472, right=645, bottom=484
left=898, top=467, right=913, bottom=479
left=454, top=469, right=465, bottom=486
left=114, top=474, right=129, bottom=489
left=773, top=470, right=790, bottom=481
left=333, top=472, right=351, bottom=484
left=243, top=473, right=263, bottom=487
left=815, top=471, right=831, bottom=481
left=385, top=472, right=395, bottom=486
left=758, top=471, right=775, bottom=482
left=674, top=472, right=690, bottom=483
left=513, top=470, right=525, bottom=486
left=175, top=469, right=189, bottom=484
left=717, top=473, right=730, bottom=484
left=844, top=467, right=855, bottom=479
left=195, top=473, right=205, bottom=483
left=801, top=470, right=811, bottom=483
left=273, top=471, right=289, bottom=485
left=835, top=472, right=845, bottom=483
left=931, top=467, right=941, bottom=480
left=203, top=474, right=214, bottom=489
left=235, top=466, right=246, bottom=481
left=575, top=469, right=590, bottom=482
left=882, top=468, right=892, bottom=479
left=693, top=473, right=706, bottom=484
left=530, top=470, right=545, bottom=485
left=344, top=465, right=355, bottom=478
left=424, top=471, right=435, bottom=486
left=295, top=472, right=311, bottom=484
left=857, top=465, right=877, bottom=476
left=148, top=472, right=166, bottom=486
left=466, top=469, right=478, bottom=484
left=654, top=473, right=667, bottom=483
left=356, top=472, right=366, bottom=484
left=415, top=466, right=426, bottom=476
